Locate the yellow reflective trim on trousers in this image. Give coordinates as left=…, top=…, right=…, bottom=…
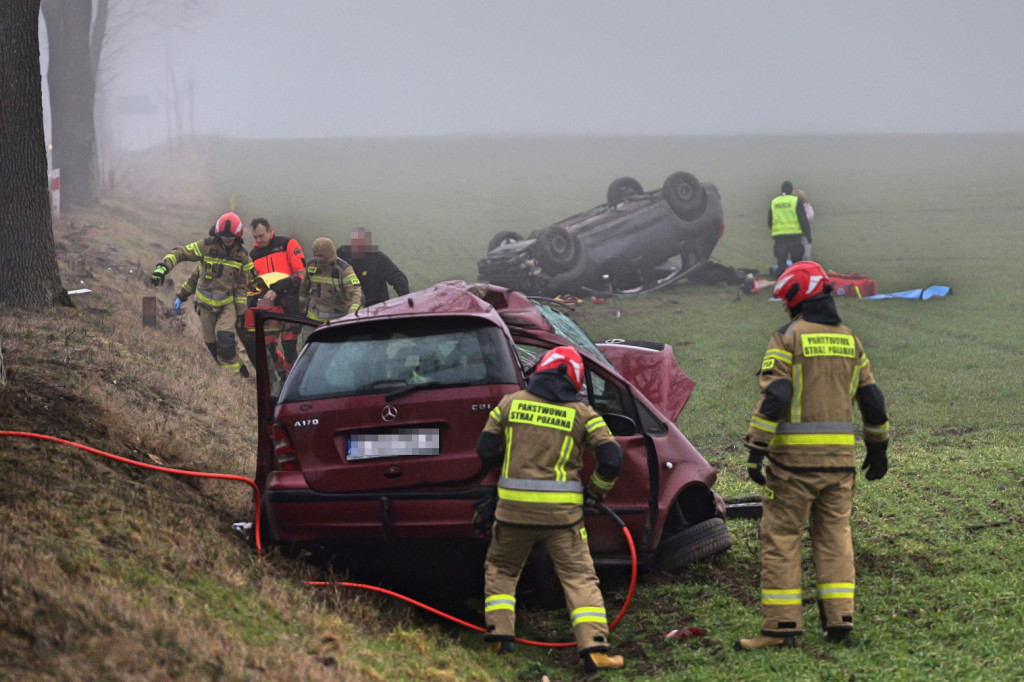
left=817, top=582, right=855, bottom=599
left=791, top=364, right=803, bottom=422
left=771, top=433, right=856, bottom=446
left=761, top=588, right=802, bottom=605
left=485, top=594, right=516, bottom=612
left=553, top=435, right=572, bottom=482
left=570, top=606, right=607, bottom=625
left=750, top=415, right=779, bottom=433
left=497, top=488, right=583, bottom=504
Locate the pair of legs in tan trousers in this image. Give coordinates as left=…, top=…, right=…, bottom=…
left=759, top=466, right=856, bottom=637
left=483, top=519, right=611, bottom=654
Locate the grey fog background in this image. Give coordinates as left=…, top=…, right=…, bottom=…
left=99, top=0, right=1024, bottom=149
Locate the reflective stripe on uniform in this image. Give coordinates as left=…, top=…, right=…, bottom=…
left=485, top=594, right=516, bottom=613
left=570, top=606, right=607, bottom=626
left=497, top=476, right=583, bottom=504
left=585, top=416, right=607, bottom=433
left=307, top=308, right=345, bottom=323
left=771, top=433, right=856, bottom=447
left=589, top=472, right=615, bottom=493
left=489, top=406, right=502, bottom=423
left=775, top=422, right=855, bottom=434
left=791, top=364, right=804, bottom=422
left=762, top=588, right=802, bottom=605
left=197, top=288, right=233, bottom=307
left=817, top=582, right=855, bottom=600
left=864, top=421, right=890, bottom=439
left=553, top=435, right=572, bottom=482
left=750, top=415, right=779, bottom=433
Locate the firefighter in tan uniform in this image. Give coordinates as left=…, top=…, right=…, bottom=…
left=476, top=346, right=625, bottom=673
left=151, top=213, right=255, bottom=376
left=737, top=261, right=890, bottom=651
left=296, top=237, right=362, bottom=348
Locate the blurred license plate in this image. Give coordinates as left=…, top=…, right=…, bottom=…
left=347, top=429, right=441, bottom=460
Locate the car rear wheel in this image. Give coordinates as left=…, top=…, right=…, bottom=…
left=656, top=517, right=733, bottom=573
left=606, top=177, right=644, bottom=205
left=663, top=171, right=708, bottom=221
left=534, top=225, right=583, bottom=273
left=487, top=230, right=523, bottom=252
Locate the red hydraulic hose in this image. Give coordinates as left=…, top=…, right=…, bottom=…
left=0, top=431, right=637, bottom=648
left=0, top=430, right=264, bottom=555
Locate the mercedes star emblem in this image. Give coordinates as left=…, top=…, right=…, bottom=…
left=382, top=405, right=398, bottom=422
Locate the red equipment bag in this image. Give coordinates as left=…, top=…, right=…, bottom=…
left=827, top=271, right=877, bottom=298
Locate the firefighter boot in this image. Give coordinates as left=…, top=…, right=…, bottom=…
left=487, top=640, right=514, bottom=655
left=734, top=634, right=797, bottom=651
left=582, top=651, right=625, bottom=673
left=826, top=627, right=854, bottom=647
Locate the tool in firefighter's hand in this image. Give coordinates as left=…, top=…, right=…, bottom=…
left=472, top=493, right=497, bottom=540
left=173, top=297, right=183, bottom=315
left=151, top=264, right=168, bottom=286
left=746, top=447, right=767, bottom=486
left=862, top=441, right=889, bottom=480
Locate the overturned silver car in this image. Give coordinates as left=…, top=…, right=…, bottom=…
left=478, top=172, right=725, bottom=297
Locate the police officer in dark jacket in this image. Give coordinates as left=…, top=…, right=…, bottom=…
left=336, top=229, right=410, bottom=306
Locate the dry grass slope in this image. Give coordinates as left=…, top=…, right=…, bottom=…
left=0, top=147, right=493, bottom=681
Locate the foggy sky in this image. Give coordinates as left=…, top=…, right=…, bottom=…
left=108, top=0, right=1024, bottom=147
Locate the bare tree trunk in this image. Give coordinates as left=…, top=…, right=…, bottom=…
left=41, top=0, right=99, bottom=207
left=0, top=0, right=70, bottom=310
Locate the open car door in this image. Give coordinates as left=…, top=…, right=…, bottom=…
left=252, top=310, right=317, bottom=494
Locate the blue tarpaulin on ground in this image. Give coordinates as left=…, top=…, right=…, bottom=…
left=862, top=285, right=951, bottom=300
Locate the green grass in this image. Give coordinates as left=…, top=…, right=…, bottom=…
left=4, top=133, right=1024, bottom=680
left=199, top=133, right=1024, bottom=679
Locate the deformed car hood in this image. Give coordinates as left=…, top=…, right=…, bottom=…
left=596, top=341, right=695, bottom=422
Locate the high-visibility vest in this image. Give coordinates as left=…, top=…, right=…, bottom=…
left=771, top=194, right=802, bottom=237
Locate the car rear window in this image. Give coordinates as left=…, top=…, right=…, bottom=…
left=279, top=317, right=518, bottom=403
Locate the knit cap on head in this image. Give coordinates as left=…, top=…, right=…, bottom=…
left=312, top=237, right=336, bottom=261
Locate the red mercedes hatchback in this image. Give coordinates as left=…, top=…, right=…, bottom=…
left=251, top=281, right=731, bottom=584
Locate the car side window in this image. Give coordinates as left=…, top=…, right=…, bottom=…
left=586, top=368, right=626, bottom=416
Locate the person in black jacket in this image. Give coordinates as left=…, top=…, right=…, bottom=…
left=336, top=229, right=410, bottom=306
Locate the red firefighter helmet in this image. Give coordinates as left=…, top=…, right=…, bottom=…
left=215, top=212, right=244, bottom=239
left=535, top=346, right=584, bottom=391
left=773, top=261, right=832, bottom=308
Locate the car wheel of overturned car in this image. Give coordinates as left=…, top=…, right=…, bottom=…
left=657, top=517, right=733, bottom=573
left=487, top=230, right=524, bottom=253
left=663, top=171, right=708, bottom=221
left=534, top=225, right=583, bottom=273
left=606, top=176, right=644, bottom=206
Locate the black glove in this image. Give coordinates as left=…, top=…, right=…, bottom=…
left=746, top=448, right=767, bottom=486
left=471, top=493, right=497, bottom=540
left=151, top=264, right=168, bottom=286
left=862, top=441, right=888, bottom=481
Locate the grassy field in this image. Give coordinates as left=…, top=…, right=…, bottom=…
left=3, top=133, right=1024, bottom=680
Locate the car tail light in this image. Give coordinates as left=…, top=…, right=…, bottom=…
left=272, top=423, right=300, bottom=471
